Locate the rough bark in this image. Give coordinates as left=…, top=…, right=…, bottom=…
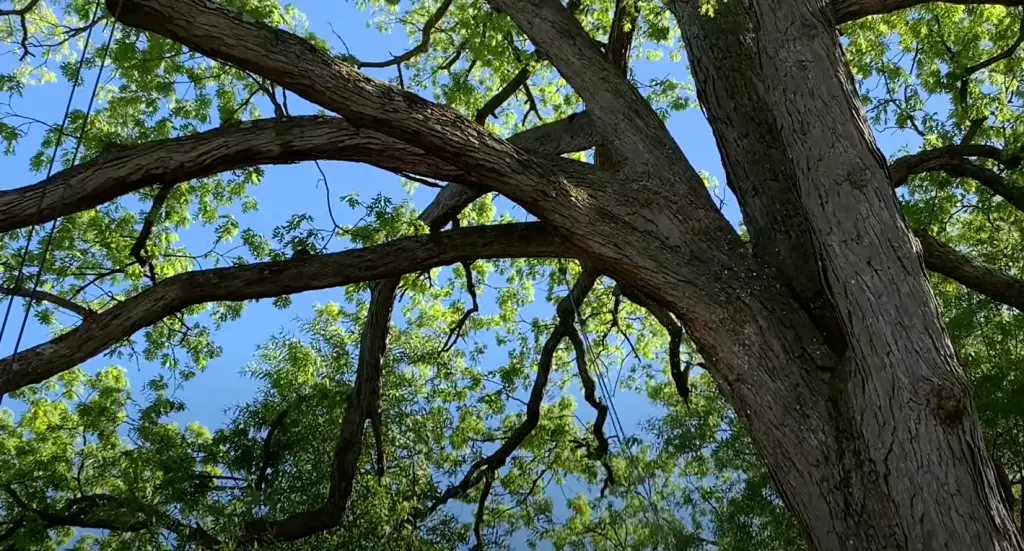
left=0, top=0, right=1018, bottom=548
left=0, top=222, right=566, bottom=394
left=0, top=114, right=597, bottom=233
left=831, top=0, right=1024, bottom=24
left=668, top=0, right=1020, bottom=547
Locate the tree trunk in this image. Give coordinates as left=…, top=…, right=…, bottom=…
left=0, top=0, right=1016, bottom=547
left=668, top=0, right=1022, bottom=548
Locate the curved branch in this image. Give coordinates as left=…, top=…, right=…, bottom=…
left=255, top=406, right=292, bottom=492
left=357, top=0, right=454, bottom=69
left=915, top=229, right=1024, bottom=312
left=0, top=223, right=569, bottom=395
left=889, top=144, right=1013, bottom=186
left=106, top=0, right=605, bottom=227
left=0, top=287, right=95, bottom=318
left=615, top=283, right=690, bottom=404
left=0, top=114, right=595, bottom=234
left=831, top=0, right=1024, bottom=25
left=419, top=271, right=598, bottom=519
left=565, top=323, right=615, bottom=496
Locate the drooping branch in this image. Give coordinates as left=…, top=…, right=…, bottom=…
left=239, top=274, right=401, bottom=544
left=0, top=286, right=95, bottom=318
left=0, top=114, right=596, bottom=234
left=564, top=323, right=615, bottom=496
left=831, top=0, right=1024, bottom=25
left=255, top=406, right=292, bottom=492
left=915, top=229, right=1024, bottom=312
left=614, top=283, right=690, bottom=404
left=0, top=223, right=569, bottom=395
left=130, top=183, right=175, bottom=282
left=419, top=271, right=598, bottom=519
left=0, top=487, right=218, bottom=548
left=472, top=471, right=495, bottom=549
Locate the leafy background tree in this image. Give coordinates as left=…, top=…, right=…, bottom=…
left=0, top=0, right=1021, bottom=549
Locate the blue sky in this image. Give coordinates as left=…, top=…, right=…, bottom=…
left=0, top=1, right=925, bottom=548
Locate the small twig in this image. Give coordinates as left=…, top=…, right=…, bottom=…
left=245, top=73, right=286, bottom=118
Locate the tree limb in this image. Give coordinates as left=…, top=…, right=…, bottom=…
left=0, top=287, right=95, bottom=318
left=564, top=323, right=615, bottom=496
left=0, top=223, right=569, bottom=395
left=130, top=183, right=175, bottom=283
left=0, top=114, right=595, bottom=234
left=419, top=271, right=598, bottom=519
left=254, top=406, right=292, bottom=492
left=0, top=487, right=218, bottom=548
left=889, top=143, right=1014, bottom=185
left=105, top=0, right=605, bottom=231
left=487, top=0, right=689, bottom=170
left=472, top=470, right=495, bottom=549
left=614, top=283, right=690, bottom=404
left=915, top=229, right=1024, bottom=312
left=357, top=0, right=454, bottom=68
left=831, top=0, right=1024, bottom=25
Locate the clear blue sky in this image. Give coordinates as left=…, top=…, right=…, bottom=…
left=0, top=2, right=921, bottom=548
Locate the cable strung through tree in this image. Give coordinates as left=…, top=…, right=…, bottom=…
left=559, top=263, right=673, bottom=547
left=0, top=0, right=121, bottom=404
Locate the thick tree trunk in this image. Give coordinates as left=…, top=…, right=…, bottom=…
left=4, top=0, right=1012, bottom=547
left=670, top=1, right=1022, bottom=548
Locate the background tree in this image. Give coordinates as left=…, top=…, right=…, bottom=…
left=0, top=0, right=1023, bottom=548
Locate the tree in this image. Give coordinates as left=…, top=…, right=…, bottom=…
left=0, top=0, right=1023, bottom=548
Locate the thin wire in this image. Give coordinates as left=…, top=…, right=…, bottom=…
left=559, top=264, right=672, bottom=549
left=8, top=4, right=120, bottom=368
left=0, top=0, right=106, bottom=350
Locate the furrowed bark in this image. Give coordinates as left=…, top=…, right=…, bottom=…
left=0, top=223, right=566, bottom=395
left=107, top=0, right=841, bottom=397
left=0, top=114, right=596, bottom=234
left=831, top=0, right=1024, bottom=24
left=666, top=0, right=1021, bottom=546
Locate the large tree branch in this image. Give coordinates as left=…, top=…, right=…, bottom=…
left=831, top=0, right=1024, bottom=25
left=488, top=0, right=689, bottom=170
left=0, top=488, right=218, bottom=548
left=888, top=148, right=1024, bottom=312
left=915, top=229, right=1024, bottom=312
left=0, top=223, right=568, bottom=395
left=0, top=113, right=597, bottom=234
left=890, top=143, right=1019, bottom=185
left=106, top=0, right=608, bottom=231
